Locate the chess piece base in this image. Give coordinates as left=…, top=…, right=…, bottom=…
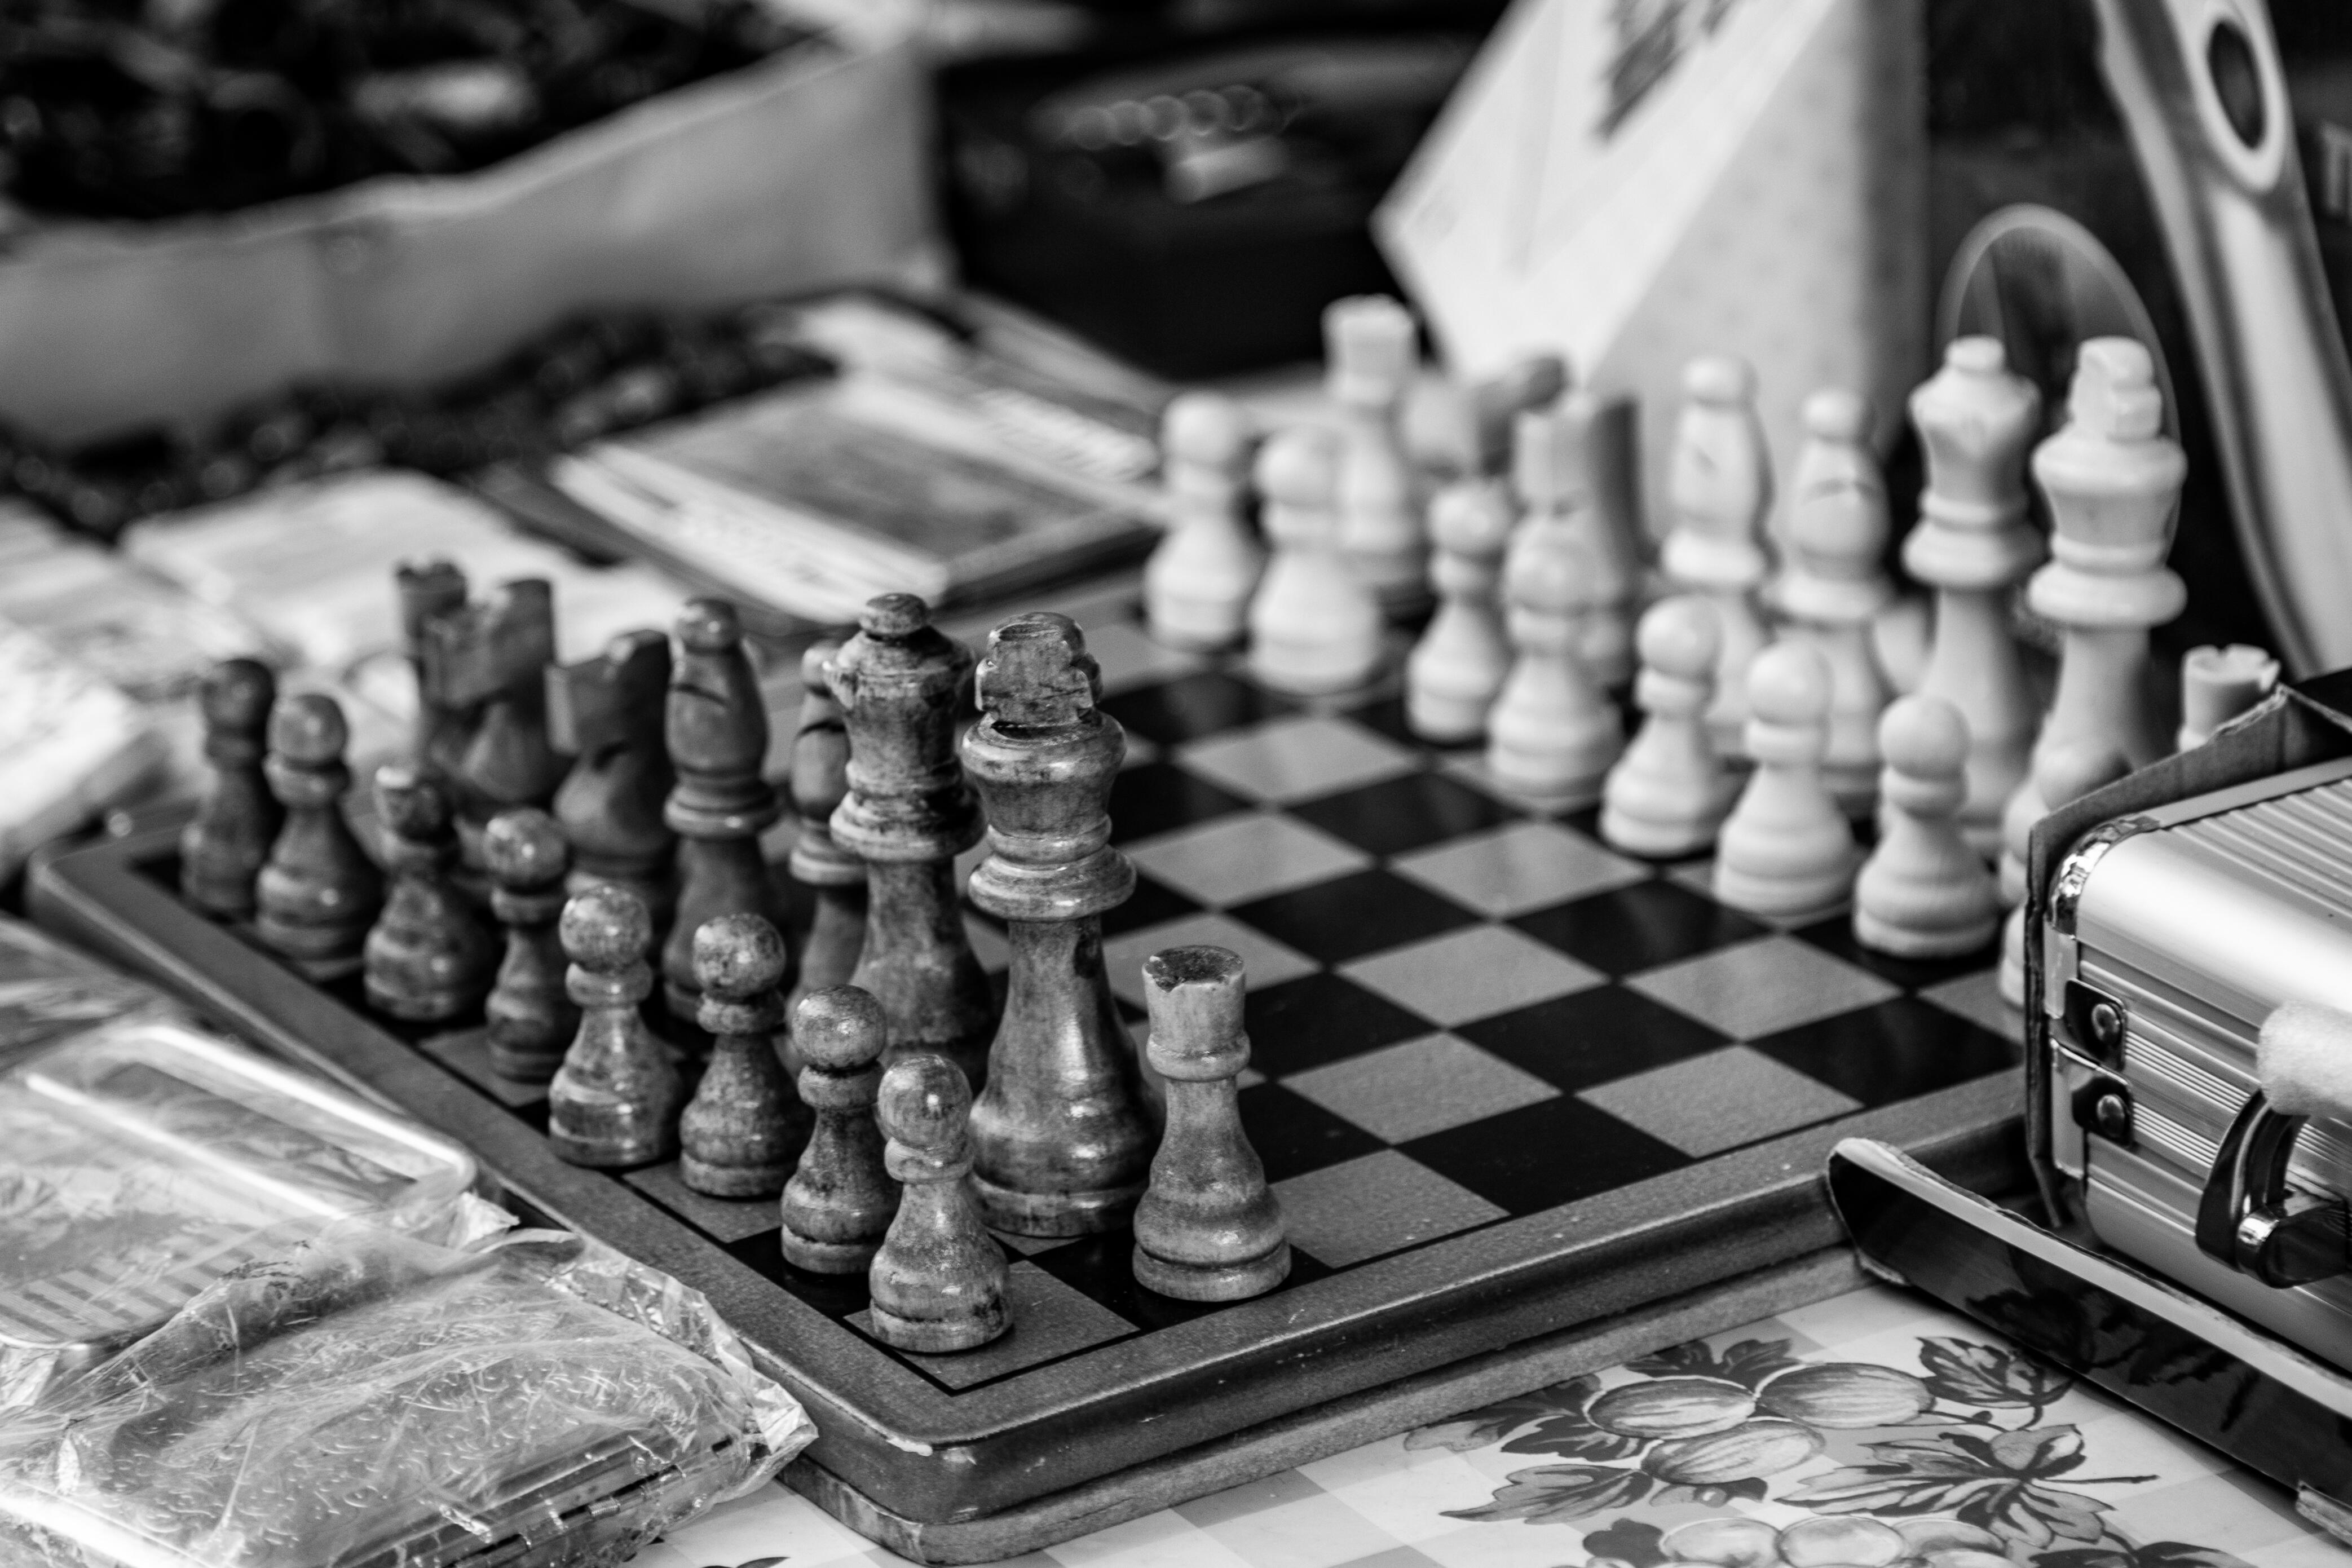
left=782, top=1231, right=884, bottom=1274
left=1406, top=687, right=1492, bottom=745
left=973, top=1172, right=1148, bottom=1238
left=1852, top=908, right=1997, bottom=960
left=1249, top=641, right=1383, bottom=697
left=682, top=1155, right=789, bottom=1198
left=363, top=978, right=486, bottom=1023
left=1712, top=861, right=1852, bottom=922
left=487, top=1043, right=565, bottom=1084
left=1147, top=597, right=1246, bottom=652
left=548, top=1128, right=670, bottom=1169
left=1133, top=1240, right=1292, bottom=1302
left=868, top=1300, right=1009, bottom=1354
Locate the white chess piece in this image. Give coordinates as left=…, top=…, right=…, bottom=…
left=1662, top=356, right=1773, bottom=757
left=1247, top=427, right=1384, bottom=695
left=1780, top=388, right=1894, bottom=814
left=1326, top=296, right=1426, bottom=616
left=1997, top=739, right=2129, bottom=1008
left=1510, top=400, right=1639, bottom=688
left=1601, top=596, right=1736, bottom=857
left=1854, top=695, right=2001, bottom=957
left=1904, top=336, right=2044, bottom=853
left=2178, top=644, right=2281, bottom=750
left=1145, top=392, right=1263, bottom=651
left=1406, top=478, right=1515, bottom=742
left=1402, top=352, right=1569, bottom=484
left=1486, top=518, right=1621, bottom=803
left=1714, top=641, right=1856, bottom=918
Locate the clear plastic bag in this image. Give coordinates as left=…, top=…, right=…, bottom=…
left=0, top=918, right=175, bottom=1071
left=1, top=1018, right=487, bottom=1410
left=0, top=1222, right=814, bottom=1568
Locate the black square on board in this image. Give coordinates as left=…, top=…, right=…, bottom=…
left=1790, top=914, right=1998, bottom=991
left=725, top=1230, right=874, bottom=1319
left=1230, top=869, right=1479, bottom=965
left=1110, top=761, right=1252, bottom=844
left=1459, top=985, right=1728, bottom=1093
left=1245, top=971, right=1435, bottom=1076
left=1291, top=771, right=1519, bottom=858
left=1401, top=1095, right=1690, bottom=1213
left=1749, top=997, right=2019, bottom=1108
left=1239, top=1081, right=1389, bottom=1182
left=1029, top=1229, right=1335, bottom=1333
left=1514, top=879, right=1767, bottom=977
left=1101, top=872, right=1201, bottom=937
left=1343, top=693, right=1466, bottom=751
left=1103, top=672, right=1296, bottom=746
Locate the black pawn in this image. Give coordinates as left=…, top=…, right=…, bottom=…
left=483, top=807, right=579, bottom=1083
left=663, top=599, right=788, bottom=1024
left=549, top=884, right=683, bottom=1169
left=780, top=986, right=898, bottom=1274
left=180, top=658, right=283, bottom=919
left=681, top=915, right=811, bottom=1197
left=1132, top=946, right=1290, bottom=1301
left=870, top=1052, right=1009, bottom=1353
left=254, top=693, right=383, bottom=979
left=364, top=766, right=498, bottom=1021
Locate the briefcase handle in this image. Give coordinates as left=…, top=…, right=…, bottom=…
left=2195, top=1090, right=2350, bottom=1287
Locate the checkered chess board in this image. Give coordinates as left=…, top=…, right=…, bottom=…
left=29, top=577, right=2030, bottom=1537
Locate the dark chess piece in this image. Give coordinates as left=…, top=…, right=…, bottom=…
left=783, top=638, right=864, bottom=1077
left=1132, top=946, right=1291, bottom=1300
left=963, top=612, right=1153, bottom=1236
left=254, top=693, right=383, bottom=979
left=680, top=914, right=811, bottom=1197
left=180, top=658, right=283, bottom=918
left=397, top=559, right=471, bottom=781
left=483, top=807, right=580, bottom=1083
left=662, top=599, right=787, bottom=1025
left=363, top=766, right=498, bottom=1021
left=828, top=594, right=995, bottom=1089
left=868, top=1052, right=1009, bottom=1353
left=420, top=577, right=564, bottom=869
left=780, top=984, right=898, bottom=1273
left=548, top=884, right=683, bottom=1169
left=548, top=629, right=677, bottom=923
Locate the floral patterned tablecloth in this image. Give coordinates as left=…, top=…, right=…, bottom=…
left=638, top=1286, right=2347, bottom=1568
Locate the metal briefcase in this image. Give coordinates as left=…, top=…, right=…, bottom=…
left=2045, top=752, right=2352, bottom=1367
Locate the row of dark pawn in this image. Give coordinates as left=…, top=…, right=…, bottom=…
left=172, top=582, right=1294, bottom=1351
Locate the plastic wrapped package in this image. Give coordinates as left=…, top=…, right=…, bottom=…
left=0, top=1223, right=817, bottom=1568
left=1, top=1018, right=488, bottom=1408
left=0, top=917, right=174, bottom=1068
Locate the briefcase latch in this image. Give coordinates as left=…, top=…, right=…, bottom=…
left=2195, top=1091, right=2351, bottom=1288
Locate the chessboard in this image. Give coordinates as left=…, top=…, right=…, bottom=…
left=27, top=575, right=2029, bottom=1565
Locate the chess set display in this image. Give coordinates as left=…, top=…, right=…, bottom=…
left=24, top=0, right=2352, bottom=1559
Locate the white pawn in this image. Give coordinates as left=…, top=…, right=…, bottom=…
left=1601, top=597, right=1736, bottom=857
left=1247, top=427, right=1384, bottom=695
left=1997, top=738, right=2128, bottom=1007
left=1715, top=642, right=1856, bottom=918
left=1904, top=337, right=2044, bottom=851
left=2177, top=644, right=2279, bottom=751
left=1486, top=520, right=1621, bottom=803
left=1145, top=392, right=1264, bottom=651
left=1780, top=388, right=1894, bottom=813
left=1854, top=696, right=2001, bottom=957
left=1512, top=397, right=1640, bottom=687
left=1406, top=478, right=1515, bottom=741
left=1662, top=356, right=1773, bottom=756
left=1326, top=296, right=1427, bottom=616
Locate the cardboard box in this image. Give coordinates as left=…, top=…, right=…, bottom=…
left=0, top=1, right=938, bottom=447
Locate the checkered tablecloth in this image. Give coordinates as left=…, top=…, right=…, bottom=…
left=639, top=1284, right=2346, bottom=1568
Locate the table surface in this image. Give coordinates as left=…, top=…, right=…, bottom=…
left=643, top=1283, right=2345, bottom=1568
